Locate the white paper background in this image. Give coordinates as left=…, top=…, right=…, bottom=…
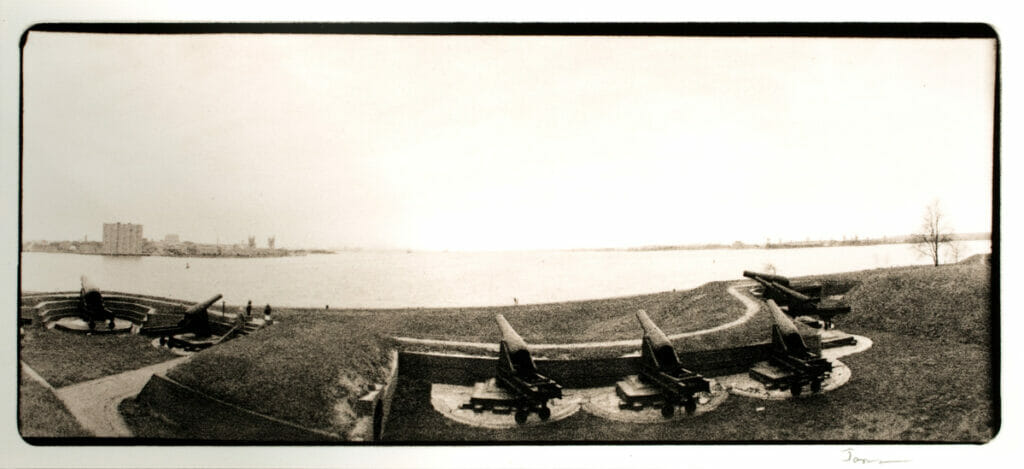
left=0, top=1, right=1015, bottom=468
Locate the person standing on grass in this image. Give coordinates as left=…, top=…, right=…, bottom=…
left=264, top=304, right=272, bottom=323
left=245, top=300, right=252, bottom=320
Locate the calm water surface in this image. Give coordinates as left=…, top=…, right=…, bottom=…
left=20, top=241, right=990, bottom=308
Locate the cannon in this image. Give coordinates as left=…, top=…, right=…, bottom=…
left=744, top=270, right=835, bottom=297
left=495, top=314, right=563, bottom=423
left=177, top=293, right=223, bottom=338
left=143, top=294, right=227, bottom=351
left=742, top=270, right=794, bottom=287
left=463, top=314, right=563, bottom=424
left=633, top=310, right=711, bottom=417
left=743, top=271, right=850, bottom=327
left=751, top=299, right=833, bottom=396
left=79, top=276, right=116, bottom=331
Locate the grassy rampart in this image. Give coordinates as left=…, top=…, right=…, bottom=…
left=18, top=374, right=90, bottom=438
left=59, top=255, right=997, bottom=441
left=155, top=280, right=757, bottom=436
left=385, top=260, right=994, bottom=441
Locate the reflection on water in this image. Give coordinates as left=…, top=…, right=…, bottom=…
left=20, top=241, right=990, bottom=308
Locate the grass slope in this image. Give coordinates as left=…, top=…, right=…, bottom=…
left=147, top=280, right=757, bottom=436
left=120, top=258, right=994, bottom=441
left=18, top=319, right=178, bottom=388
left=165, top=315, right=392, bottom=436
left=840, top=262, right=991, bottom=346
left=17, top=292, right=244, bottom=388
left=18, top=374, right=90, bottom=438
left=371, top=281, right=748, bottom=343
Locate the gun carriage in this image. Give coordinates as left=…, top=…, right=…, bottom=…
left=624, top=310, right=711, bottom=417
left=79, top=276, right=117, bottom=331
left=750, top=299, right=833, bottom=396
left=141, top=294, right=231, bottom=352
left=743, top=270, right=851, bottom=327
left=463, top=314, right=563, bottom=424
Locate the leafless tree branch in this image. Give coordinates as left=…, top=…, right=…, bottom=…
left=914, top=199, right=955, bottom=266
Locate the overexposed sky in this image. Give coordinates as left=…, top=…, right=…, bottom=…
left=21, top=33, right=995, bottom=250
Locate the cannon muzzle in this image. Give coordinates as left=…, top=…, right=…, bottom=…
left=636, top=310, right=673, bottom=350
left=496, top=314, right=529, bottom=354
left=185, top=294, right=223, bottom=315
left=78, top=275, right=114, bottom=327
left=742, top=270, right=792, bottom=286
left=80, top=275, right=101, bottom=294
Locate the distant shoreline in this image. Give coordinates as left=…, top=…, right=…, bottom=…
left=569, top=232, right=991, bottom=252
left=21, top=235, right=991, bottom=257
left=19, top=248, right=336, bottom=259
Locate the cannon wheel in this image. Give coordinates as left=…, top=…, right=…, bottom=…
left=811, top=379, right=822, bottom=393
left=538, top=406, right=551, bottom=420
left=661, top=404, right=675, bottom=418
left=790, top=382, right=803, bottom=397
left=684, top=399, right=697, bottom=414
left=514, top=409, right=529, bottom=424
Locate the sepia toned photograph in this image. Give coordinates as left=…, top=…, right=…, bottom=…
left=16, top=23, right=997, bottom=445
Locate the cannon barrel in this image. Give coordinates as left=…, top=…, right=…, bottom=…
left=636, top=310, right=673, bottom=350
left=771, top=280, right=814, bottom=303
left=766, top=299, right=801, bottom=338
left=184, top=294, right=223, bottom=315
left=742, top=270, right=791, bottom=286
left=496, top=314, right=529, bottom=354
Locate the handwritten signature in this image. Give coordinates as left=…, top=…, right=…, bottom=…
left=841, top=448, right=910, bottom=464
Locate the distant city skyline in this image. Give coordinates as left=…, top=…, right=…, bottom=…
left=22, top=223, right=992, bottom=252
left=21, top=33, right=995, bottom=251
left=27, top=222, right=282, bottom=249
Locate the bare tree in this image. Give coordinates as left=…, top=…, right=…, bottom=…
left=913, top=199, right=954, bottom=266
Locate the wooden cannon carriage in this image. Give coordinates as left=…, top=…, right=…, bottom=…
left=141, top=294, right=235, bottom=352
left=619, top=310, right=711, bottom=417
left=750, top=299, right=833, bottom=396
left=463, top=314, right=564, bottom=424
left=743, top=270, right=851, bottom=327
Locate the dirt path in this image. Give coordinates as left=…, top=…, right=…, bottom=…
left=393, top=281, right=761, bottom=352
left=53, top=356, right=191, bottom=437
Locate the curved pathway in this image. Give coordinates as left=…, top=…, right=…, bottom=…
left=393, top=281, right=762, bottom=352
left=53, top=357, right=191, bottom=437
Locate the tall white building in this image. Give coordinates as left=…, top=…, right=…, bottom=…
left=102, top=222, right=143, bottom=255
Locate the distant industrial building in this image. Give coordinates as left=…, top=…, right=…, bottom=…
left=164, top=234, right=180, bottom=243
left=102, top=222, right=143, bottom=255
left=248, top=236, right=256, bottom=249
left=268, top=236, right=275, bottom=249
